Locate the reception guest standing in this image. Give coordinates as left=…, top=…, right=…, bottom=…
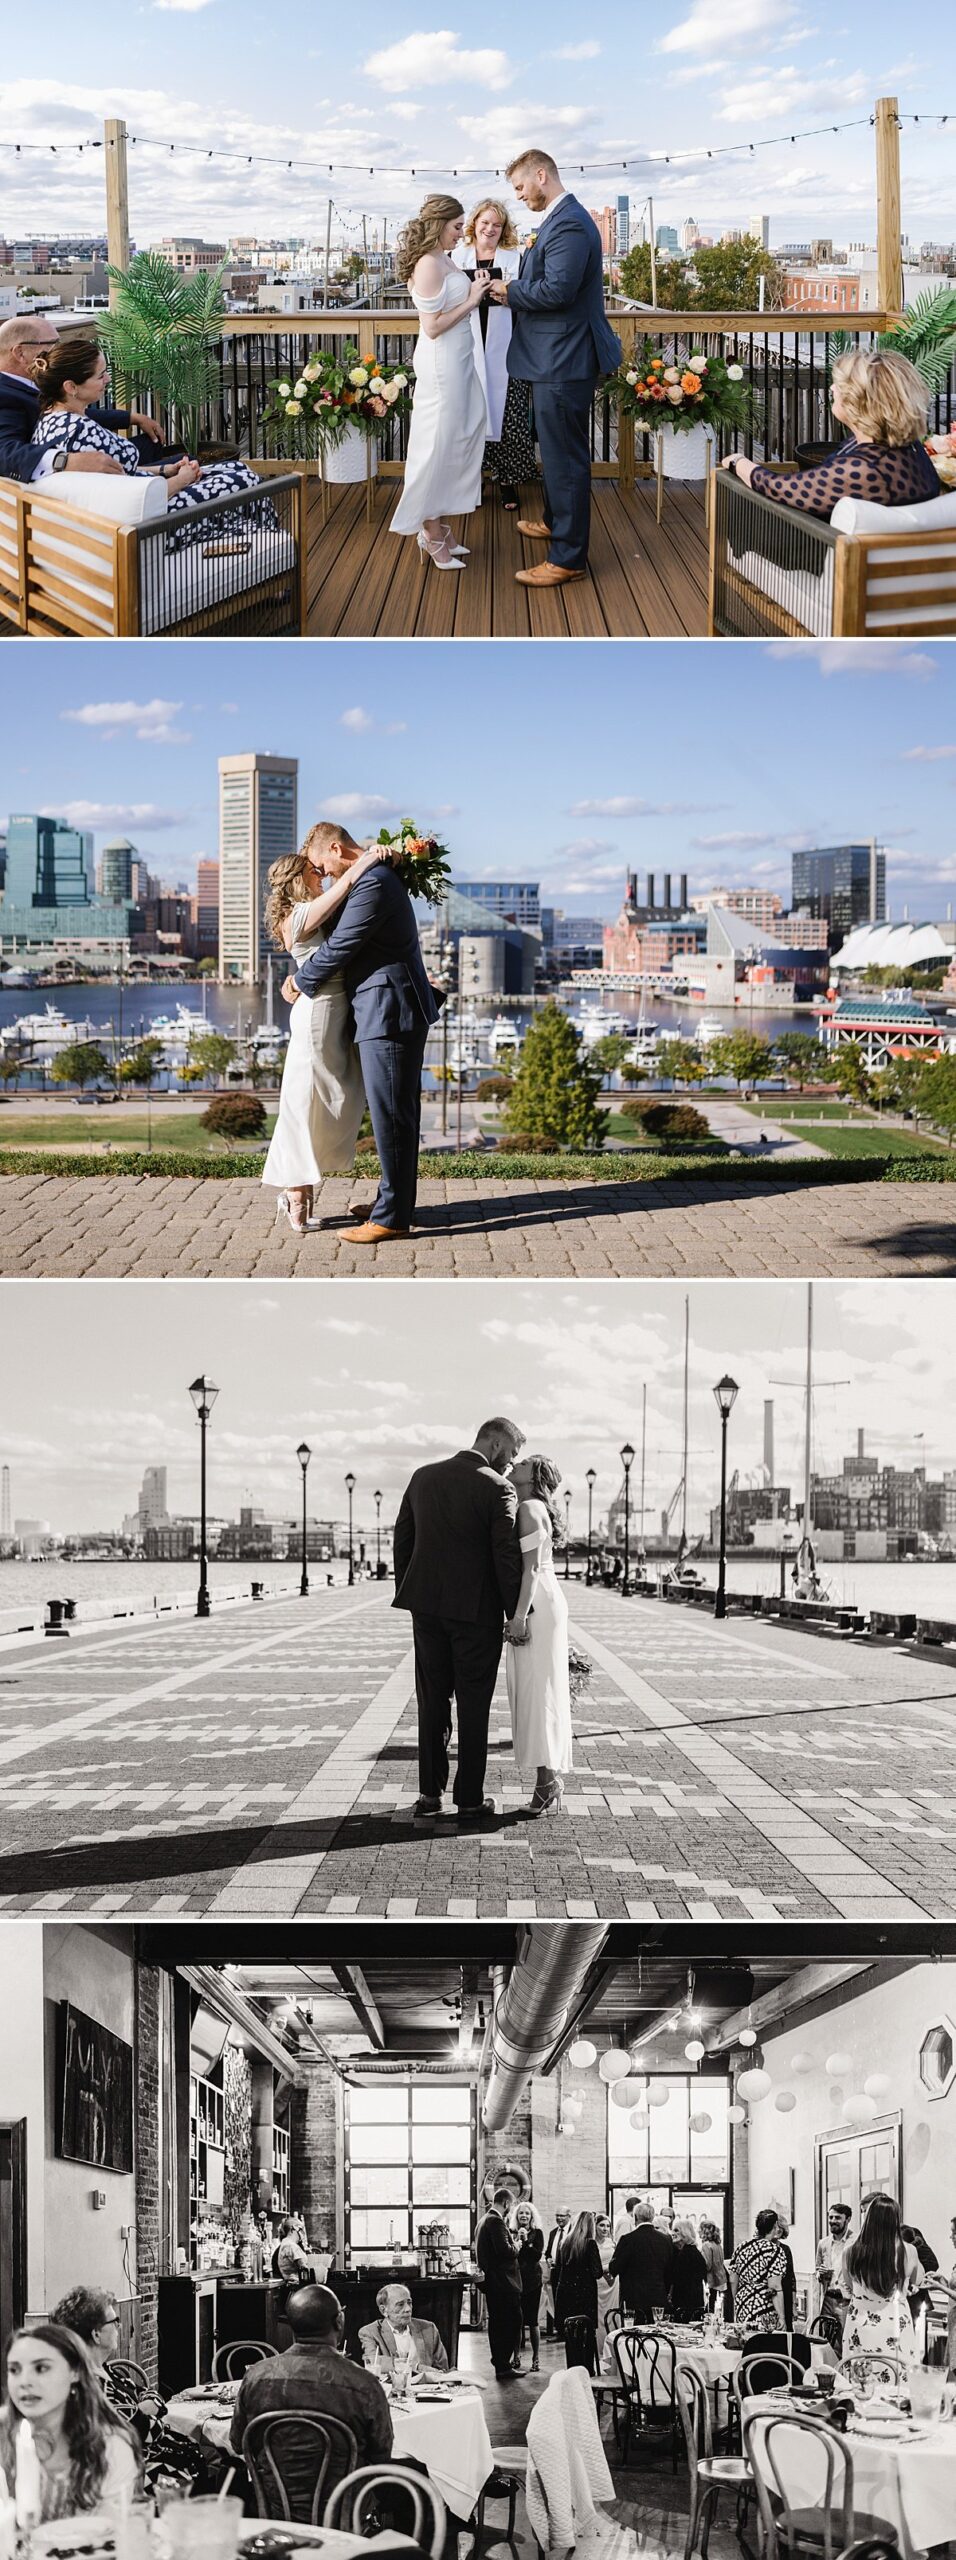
left=609, top=2198, right=675, bottom=2322
left=476, top=2188, right=524, bottom=2381
left=514, top=2203, right=545, bottom=2372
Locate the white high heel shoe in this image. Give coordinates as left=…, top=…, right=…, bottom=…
left=417, top=529, right=465, bottom=570
left=275, top=1191, right=310, bottom=1235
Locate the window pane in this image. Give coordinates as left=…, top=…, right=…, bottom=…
left=413, top=2166, right=471, bottom=2208
left=350, top=2087, right=408, bottom=2123
left=690, top=2082, right=730, bottom=2182
left=411, top=2123, right=471, bottom=2164
left=350, top=2209, right=411, bottom=2250
left=412, top=2087, right=471, bottom=2122
left=351, top=2168, right=411, bottom=2209
left=649, top=2081, right=689, bottom=2183
left=349, top=2124, right=409, bottom=2165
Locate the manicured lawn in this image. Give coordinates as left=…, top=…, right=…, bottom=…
left=0, top=1110, right=277, bottom=1155
left=795, top=1123, right=951, bottom=1162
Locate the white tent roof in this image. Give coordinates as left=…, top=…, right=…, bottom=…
left=833, top=921, right=951, bottom=971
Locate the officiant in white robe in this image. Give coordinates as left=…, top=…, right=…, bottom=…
left=453, top=204, right=537, bottom=507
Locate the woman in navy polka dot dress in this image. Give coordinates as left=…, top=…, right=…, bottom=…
left=723, top=347, right=942, bottom=520
left=31, top=336, right=267, bottom=536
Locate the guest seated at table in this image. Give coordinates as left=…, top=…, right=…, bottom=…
left=727, top=2208, right=788, bottom=2335
left=721, top=349, right=942, bottom=522
left=51, top=2288, right=122, bottom=2373
left=273, top=2215, right=315, bottom=2285
left=30, top=338, right=265, bottom=528
left=608, top=2197, right=675, bottom=2323
left=842, top=2194, right=919, bottom=2382
left=230, top=2283, right=393, bottom=2499
left=359, top=2284, right=449, bottom=2378
left=667, top=2221, right=708, bottom=2324
left=0, top=2324, right=141, bottom=2521
left=698, top=2220, right=728, bottom=2312
left=554, top=2212, right=604, bottom=2373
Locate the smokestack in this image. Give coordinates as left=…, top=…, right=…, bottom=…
left=763, top=1400, right=774, bottom=1485
left=646, top=872, right=656, bottom=909
left=680, top=872, right=689, bottom=912
left=857, top=1428, right=864, bottom=1460
left=663, top=872, right=672, bottom=910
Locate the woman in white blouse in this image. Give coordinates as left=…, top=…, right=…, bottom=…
left=453, top=199, right=537, bottom=513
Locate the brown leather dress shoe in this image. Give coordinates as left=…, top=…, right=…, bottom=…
left=340, top=1220, right=412, bottom=1243
left=516, top=518, right=552, bottom=539
left=515, top=561, right=587, bottom=587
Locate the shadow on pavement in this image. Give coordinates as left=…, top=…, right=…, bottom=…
left=0, top=1803, right=535, bottom=1896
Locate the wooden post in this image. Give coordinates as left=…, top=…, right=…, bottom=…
left=875, top=95, right=902, bottom=318
left=104, top=118, right=130, bottom=305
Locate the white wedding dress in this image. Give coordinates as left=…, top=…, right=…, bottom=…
left=506, top=1500, right=574, bottom=1786
left=390, top=264, right=488, bottom=533
left=261, top=902, right=366, bottom=1190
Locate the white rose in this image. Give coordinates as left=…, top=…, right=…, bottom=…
left=293, top=379, right=308, bottom=398
left=381, top=380, right=400, bottom=404
left=368, top=375, right=385, bottom=392
left=625, top=370, right=638, bottom=385
left=393, top=371, right=408, bottom=388
left=666, top=385, right=683, bottom=403
left=663, top=366, right=680, bottom=384
left=285, top=398, right=302, bottom=416
left=726, top=363, right=744, bottom=381
left=689, top=353, right=707, bottom=369
left=277, top=380, right=291, bottom=398
left=303, top=362, right=320, bottom=381
left=349, top=365, right=369, bottom=387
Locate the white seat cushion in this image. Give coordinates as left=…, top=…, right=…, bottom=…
left=729, top=545, right=835, bottom=634
left=830, top=488, right=956, bottom=534
left=31, top=471, right=167, bottom=525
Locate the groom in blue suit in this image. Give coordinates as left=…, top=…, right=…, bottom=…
left=283, top=825, right=439, bottom=1244
left=489, top=149, right=621, bottom=586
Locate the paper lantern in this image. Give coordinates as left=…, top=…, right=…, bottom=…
left=774, top=2091, right=797, bottom=2114
left=728, top=2103, right=747, bottom=2124
left=646, top=2081, right=670, bottom=2109
left=560, top=2120, right=576, bottom=2138
left=685, top=2039, right=705, bottom=2064
left=863, top=2073, right=891, bottom=2101
left=629, top=2105, right=649, bottom=2129
left=825, top=2051, right=854, bottom=2078
left=568, top=2039, right=597, bottom=2070
left=611, top=2076, right=647, bottom=2111
left=790, top=2052, right=815, bottom=2076
left=689, top=2110, right=712, bottom=2135
left=738, top=2027, right=757, bottom=2048
left=599, top=2046, right=630, bottom=2083
left=737, top=2067, right=771, bottom=2103
left=842, top=2092, right=875, bottom=2126
left=563, top=2094, right=583, bottom=2119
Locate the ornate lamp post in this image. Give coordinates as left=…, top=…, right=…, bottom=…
left=375, top=1487, right=383, bottom=1579
left=586, top=1468, right=596, bottom=1586
left=345, top=1471, right=356, bottom=1586
left=620, top=1441, right=635, bottom=1596
left=712, top=1374, right=739, bottom=1621
left=564, top=1488, right=572, bottom=1580
left=297, top=1441, right=311, bottom=1598
left=189, top=1376, right=218, bottom=1620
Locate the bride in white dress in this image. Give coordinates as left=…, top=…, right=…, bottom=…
left=260, top=835, right=395, bottom=1234
left=505, top=1454, right=574, bottom=1818
left=390, top=194, right=491, bottom=572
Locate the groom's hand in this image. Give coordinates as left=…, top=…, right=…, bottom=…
left=281, top=974, right=301, bottom=1006
left=488, top=277, right=510, bottom=302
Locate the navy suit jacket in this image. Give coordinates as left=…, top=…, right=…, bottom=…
left=0, top=371, right=132, bottom=485
left=292, top=863, right=440, bottom=1044
left=505, top=195, right=622, bottom=384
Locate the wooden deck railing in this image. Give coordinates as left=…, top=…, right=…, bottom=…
left=59, top=304, right=956, bottom=476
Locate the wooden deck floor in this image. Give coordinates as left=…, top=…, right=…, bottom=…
left=305, top=473, right=709, bottom=639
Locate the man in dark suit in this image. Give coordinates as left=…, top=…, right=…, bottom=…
left=230, top=2284, right=393, bottom=2507
left=0, top=312, right=162, bottom=483
left=475, top=2190, right=524, bottom=2381
left=488, top=150, right=621, bottom=588
left=392, top=1418, right=524, bottom=1826
left=283, top=824, right=439, bottom=1243
left=608, top=2201, right=676, bottom=2322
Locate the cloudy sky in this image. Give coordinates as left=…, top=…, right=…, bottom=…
left=3, top=637, right=955, bottom=918
left=0, top=1278, right=947, bottom=1534
left=1, top=2, right=952, bottom=246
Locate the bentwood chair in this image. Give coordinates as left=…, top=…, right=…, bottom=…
left=242, top=2409, right=357, bottom=2526
left=212, top=2339, right=278, bottom=2381
left=325, top=2464, right=448, bottom=2557
left=104, top=2357, right=151, bottom=2418
left=562, top=2313, right=598, bottom=2374
left=612, top=2328, right=683, bottom=2469
left=840, top=2351, right=904, bottom=2392
left=675, top=2366, right=753, bottom=2560
left=743, top=2409, right=900, bottom=2560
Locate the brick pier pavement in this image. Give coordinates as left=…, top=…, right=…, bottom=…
left=4, top=1172, right=956, bottom=1276
left=3, top=1583, right=956, bottom=1919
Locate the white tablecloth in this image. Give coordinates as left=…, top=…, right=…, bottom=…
left=166, top=2390, right=235, bottom=2450
left=747, top=2403, right=956, bottom=2559
left=390, top=2387, right=494, bottom=2519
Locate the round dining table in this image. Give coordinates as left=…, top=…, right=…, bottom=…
left=165, top=2379, right=494, bottom=2525
left=745, top=2395, right=956, bottom=2560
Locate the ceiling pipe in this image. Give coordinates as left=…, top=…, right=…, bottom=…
left=483, top=1924, right=609, bottom=2134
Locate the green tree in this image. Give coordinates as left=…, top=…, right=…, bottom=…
left=909, top=1052, right=956, bottom=1144
left=830, top=1046, right=872, bottom=1109
left=189, top=1032, right=236, bottom=1086
left=117, top=1036, right=165, bottom=1091
left=707, top=1031, right=774, bottom=1090
left=774, top=1032, right=829, bottom=1091
left=197, top=958, right=218, bottom=978
left=50, top=1041, right=112, bottom=1092
left=501, top=1001, right=608, bottom=1150
left=0, top=1052, right=25, bottom=1094
left=201, top=1091, right=267, bottom=1140
left=617, top=246, right=694, bottom=308
left=658, top=1036, right=705, bottom=1087
left=620, top=1057, right=650, bottom=1088
left=590, top=1032, right=631, bottom=1079
left=691, top=241, right=786, bottom=313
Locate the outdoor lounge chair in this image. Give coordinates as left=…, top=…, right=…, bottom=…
left=0, top=462, right=306, bottom=637
left=709, top=464, right=956, bottom=638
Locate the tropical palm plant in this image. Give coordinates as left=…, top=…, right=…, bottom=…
left=99, top=252, right=229, bottom=452
left=832, top=288, right=956, bottom=396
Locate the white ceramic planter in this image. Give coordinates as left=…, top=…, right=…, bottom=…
left=658, top=421, right=716, bottom=480
left=322, top=422, right=379, bottom=485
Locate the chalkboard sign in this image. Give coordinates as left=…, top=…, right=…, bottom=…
left=55, top=2000, right=134, bottom=2173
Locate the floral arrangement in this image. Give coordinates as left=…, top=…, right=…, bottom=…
left=926, top=428, right=956, bottom=490
left=610, top=341, right=751, bottom=437
left=376, top=817, right=453, bottom=909
left=569, top=1642, right=593, bottom=1703
left=262, top=341, right=411, bottom=456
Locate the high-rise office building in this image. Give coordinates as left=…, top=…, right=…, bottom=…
left=98, top=837, right=136, bottom=903
left=791, top=842, right=885, bottom=941
left=138, top=1466, right=168, bottom=1528
left=616, top=195, right=630, bottom=256
left=0, top=814, right=133, bottom=944
left=656, top=225, right=680, bottom=256
left=454, top=881, right=541, bottom=928
left=218, top=753, right=298, bottom=984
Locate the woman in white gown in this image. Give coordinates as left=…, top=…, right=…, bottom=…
left=505, top=1453, right=574, bottom=1818
left=390, top=193, right=491, bottom=571
left=261, top=835, right=396, bottom=1233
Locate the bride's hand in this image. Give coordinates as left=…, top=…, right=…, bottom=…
left=351, top=845, right=392, bottom=881
left=505, top=1616, right=530, bottom=1645
left=468, top=273, right=494, bottom=308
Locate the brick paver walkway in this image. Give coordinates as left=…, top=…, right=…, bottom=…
left=3, top=1173, right=956, bottom=1276
left=3, top=1583, right=956, bottom=1919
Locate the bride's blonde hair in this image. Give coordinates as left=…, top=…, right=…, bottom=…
left=396, top=194, right=465, bottom=284
left=264, top=849, right=319, bottom=946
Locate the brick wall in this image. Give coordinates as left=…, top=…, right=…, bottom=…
left=289, top=2061, right=338, bottom=2253
left=135, top=1961, right=161, bottom=2385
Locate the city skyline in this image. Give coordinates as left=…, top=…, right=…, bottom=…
left=2, top=3, right=953, bottom=242
left=3, top=639, right=955, bottom=918
left=0, top=1277, right=950, bottom=1535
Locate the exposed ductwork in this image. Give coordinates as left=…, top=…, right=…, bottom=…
left=482, top=1923, right=609, bottom=2133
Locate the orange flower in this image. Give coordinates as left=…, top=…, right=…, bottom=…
left=650, top=357, right=664, bottom=371
left=681, top=371, right=702, bottom=394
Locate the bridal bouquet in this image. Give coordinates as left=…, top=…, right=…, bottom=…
left=609, top=342, right=751, bottom=437
left=376, top=818, right=453, bottom=908
left=568, top=1643, right=593, bottom=1704
left=262, top=342, right=412, bottom=456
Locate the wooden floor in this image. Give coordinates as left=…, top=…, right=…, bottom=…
left=305, top=475, right=709, bottom=639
